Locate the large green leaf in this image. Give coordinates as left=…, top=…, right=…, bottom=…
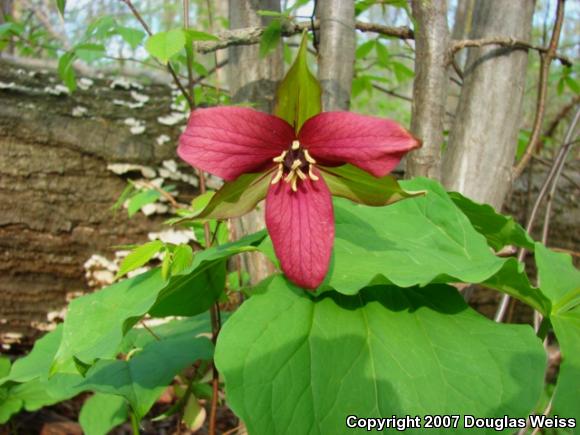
left=52, top=233, right=265, bottom=372
left=536, top=243, right=580, bottom=314
left=81, top=335, right=212, bottom=420
left=116, top=240, right=164, bottom=279
left=145, top=28, right=186, bottom=64
left=215, top=276, right=546, bottom=434
left=145, top=29, right=186, bottom=63
left=449, top=191, right=534, bottom=251
left=327, top=178, right=507, bottom=293
left=321, top=164, right=424, bottom=206
left=193, top=172, right=271, bottom=220
left=79, top=393, right=128, bottom=435
left=535, top=245, right=580, bottom=421
left=551, top=305, right=580, bottom=422
left=481, top=258, right=551, bottom=316
left=0, top=327, right=85, bottom=423
left=274, top=31, right=321, bottom=131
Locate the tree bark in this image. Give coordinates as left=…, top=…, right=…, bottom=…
left=441, top=0, right=535, bottom=210
left=406, top=0, right=449, bottom=180
left=317, top=0, right=356, bottom=111
left=228, top=0, right=283, bottom=283
left=0, top=59, right=192, bottom=338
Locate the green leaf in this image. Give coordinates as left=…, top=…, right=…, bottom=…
left=145, top=29, right=186, bottom=64
left=149, top=259, right=224, bottom=317
left=321, top=164, right=424, bottom=206
left=481, top=258, right=551, bottom=316
left=185, top=29, right=219, bottom=42
left=58, top=51, right=76, bottom=92
left=74, top=43, right=105, bottom=62
left=259, top=19, right=282, bottom=58
left=391, top=61, right=414, bottom=82
left=375, top=41, right=390, bottom=67
left=449, top=191, right=535, bottom=251
left=275, top=31, right=322, bottom=132
left=193, top=172, right=271, bottom=220
left=0, top=22, right=24, bottom=37
left=56, top=0, right=66, bottom=17
left=315, top=178, right=507, bottom=293
left=355, top=39, right=375, bottom=59
left=79, top=393, right=128, bottom=435
left=117, top=26, right=146, bottom=50
left=81, top=335, right=212, bottom=420
left=536, top=243, right=580, bottom=314
left=171, top=244, right=194, bottom=276
left=564, top=76, right=579, bottom=94
left=551, top=305, right=580, bottom=422
left=127, top=189, right=161, bottom=217
left=215, top=276, right=546, bottom=434
left=51, top=233, right=265, bottom=371
left=86, top=15, right=116, bottom=39
left=116, top=240, right=164, bottom=279
left=257, top=10, right=286, bottom=17
left=0, top=358, right=9, bottom=379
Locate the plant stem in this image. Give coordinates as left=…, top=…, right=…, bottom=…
left=130, top=411, right=140, bottom=435
left=513, top=0, right=566, bottom=178
left=183, top=0, right=195, bottom=100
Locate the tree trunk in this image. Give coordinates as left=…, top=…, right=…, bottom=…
left=228, top=0, right=283, bottom=284
left=317, top=0, right=356, bottom=111
left=441, top=0, right=535, bottom=210
left=0, top=59, right=192, bottom=338
left=406, top=0, right=449, bottom=180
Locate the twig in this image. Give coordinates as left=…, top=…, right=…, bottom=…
left=196, top=20, right=413, bottom=53
left=140, top=319, right=161, bottom=341
left=137, top=180, right=183, bottom=209
left=205, top=0, right=222, bottom=97
left=541, top=111, right=580, bottom=245
left=495, top=108, right=580, bottom=323
left=183, top=0, right=195, bottom=102
left=371, top=83, right=412, bottom=102
left=540, top=94, right=580, bottom=151
left=513, top=0, right=566, bottom=179
left=532, top=156, right=580, bottom=189
left=119, top=0, right=195, bottom=110
left=449, top=36, right=572, bottom=68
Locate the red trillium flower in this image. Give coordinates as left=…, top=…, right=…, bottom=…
left=178, top=107, right=420, bottom=289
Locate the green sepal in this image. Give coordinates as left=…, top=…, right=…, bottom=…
left=187, top=172, right=272, bottom=221
left=321, top=164, right=424, bottom=206
left=274, top=31, right=322, bottom=132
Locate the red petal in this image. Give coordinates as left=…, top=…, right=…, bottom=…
left=178, top=107, right=295, bottom=181
left=299, top=112, right=421, bottom=177
left=265, top=172, right=334, bottom=290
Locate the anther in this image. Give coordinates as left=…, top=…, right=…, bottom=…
left=271, top=164, right=284, bottom=184
left=291, top=140, right=300, bottom=150
left=308, top=166, right=319, bottom=181
left=296, top=168, right=307, bottom=180
left=291, top=177, right=298, bottom=192
left=303, top=149, right=316, bottom=164
left=272, top=150, right=287, bottom=163
left=291, top=159, right=302, bottom=170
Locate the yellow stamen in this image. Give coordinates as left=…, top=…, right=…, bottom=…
left=303, top=149, right=316, bottom=164
left=296, top=168, right=307, bottom=180
left=292, top=140, right=300, bottom=150
left=271, top=164, right=283, bottom=184
left=291, top=176, right=298, bottom=192
left=308, top=166, right=319, bottom=181
left=291, top=159, right=302, bottom=170
left=284, top=171, right=294, bottom=183
left=272, top=150, right=287, bottom=163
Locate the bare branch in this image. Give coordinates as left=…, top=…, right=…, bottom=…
left=495, top=108, right=580, bottom=323
left=450, top=37, right=572, bottom=67
left=196, top=20, right=414, bottom=54
left=513, top=0, right=567, bottom=178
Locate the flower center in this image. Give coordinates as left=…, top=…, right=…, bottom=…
left=271, top=140, right=319, bottom=192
